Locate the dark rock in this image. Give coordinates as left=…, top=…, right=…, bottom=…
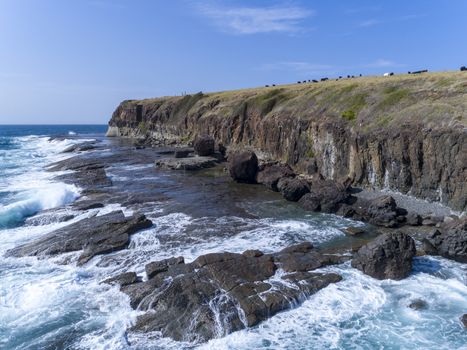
left=193, top=135, right=215, bottom=156
left=350, top=195, right=405, bottom=228
left=242, top=249, right=264, bottom=257
left=228, top=150, right=258, bottom=183
left=351, top=232, right=416, bottom=280
left=61, top=141, right=97, bottom=153
left=120, top=242, right=342, bottom=342
left=174, top=149, right=191, bottom=158
left=256, top=163, right=295, bottom=191
left=6, top=211, right=152, bottom=265
left=422, top=218, right=467, bottom=262
left=103, top=272, right=140, bottom=286
left=299, top=180, right=350, bottom=212
left=25, top=211, right=75, bottom=226
left=406, top=212, right=422, bottom=226
left=155, top=156, right=218, bottom=171
left=343, top=227, right=365, bottom=236
left=145, top=256, right=184, bottom=279
left=408, top=299, right=428, bottom=310
left=277, top=177, right=310, bottom=202
left=72, top=200, right=104, bottom=211
left=461, top=314, right=467, bottom=328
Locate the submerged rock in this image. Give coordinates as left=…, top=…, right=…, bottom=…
left=194, top=135, right=215, bottom=156
left=155, top=156, right=218, bottom=171
left=408, top=299, right=428, bottom=310
left=120, top=242, right=343, bottom=342
left=228, top=150, right=258, bottom=183
left=6, top=211, right=152, bottom=265
left=422, top=218, right=467, bottom=263
left=351, top=232, right=416, bottom=280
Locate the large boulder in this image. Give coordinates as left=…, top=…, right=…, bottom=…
left=120, top=243, right=343, bottom=342
left=351, top=232, right=416, bottom=280
left=347, top=195, right=406, bottom=228
left=277, top=177, right=310, bottom=202
left=422, top=218, right=467, bottom=262
left=228, top=150, right=258, bottom=183
left=299, top=180, right=351, bottom=213
left=193, top=135, right=215, bottom=156
left=6, top=211, right=152, bottom=265
left=256, top=163, right=295, bottom=191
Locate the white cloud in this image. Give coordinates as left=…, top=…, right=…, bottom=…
left=358, top=19, right=381, bottom=27
left=198, top=4, right=314, bottom=34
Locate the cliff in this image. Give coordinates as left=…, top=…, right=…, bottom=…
left=108, top=71, right=467, bottom=211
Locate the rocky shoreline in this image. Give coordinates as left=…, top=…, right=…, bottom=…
left=4, top=135, right=465, bottom=343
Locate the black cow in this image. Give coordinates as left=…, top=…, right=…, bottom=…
left=272, top=84, right=276, bottom=86
left=265, top=85, right=269, bottom=87
left=321, top=77, right=329, bottom=81
left=461, top=66, right=467, bottom=71
left=410, top=69, right=428, bottom=74
left=312, top=79, right=318, bottom=83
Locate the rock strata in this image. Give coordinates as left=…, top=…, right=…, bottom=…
left=119, top=243, right=343, bottom=342
left=351, top=232, right=416, bottom=280
left=6, top=211, right=152, bottom=265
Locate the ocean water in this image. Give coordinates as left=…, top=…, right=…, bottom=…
left=0, top=125, right=466, bottom=350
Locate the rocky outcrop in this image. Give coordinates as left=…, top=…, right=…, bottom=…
left=256, top=163, right=295, bottom=191
left=194, top=135, right=215, bottom=156
left=351, top=232, right=416, bottom=280
left=6, top=211, right=152, bottom=265
left=423, top=218, right=467, bottom=262
left=277, top=177, right=310, bottom=202
left=107, top=77, right=467, bottom=211
left=299, top=179, right=351, bottom=213
left=119, top=242, right=344, bottom=342
left=228, top=150, right=258, bottom=183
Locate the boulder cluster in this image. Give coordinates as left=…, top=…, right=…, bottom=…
left=227, top=150, right=411, bottom=229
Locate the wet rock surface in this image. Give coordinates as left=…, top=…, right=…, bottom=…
left=120, top=242, right=343, bottom=342
left=299, top=179, right=350, bottom=212
left=6, top=211, right=152, bottom=265
left=155, top=156, right=218, bottom=171
left=351, top=232, right=416, bottom=280
left=423, top=218, right=467, bottom=263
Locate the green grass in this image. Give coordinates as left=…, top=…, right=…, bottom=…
left=342, top=110, right=357, bottom=121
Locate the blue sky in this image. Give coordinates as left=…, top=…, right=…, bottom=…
left=0, top=0, right=465, bottom=124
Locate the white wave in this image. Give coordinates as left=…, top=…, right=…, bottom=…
left=0, top=183, right=80, bottom=227
left=68, top=131, right=77, bottom=135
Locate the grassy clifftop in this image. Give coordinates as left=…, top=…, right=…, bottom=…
left=120, top=71, right=466, bottom=132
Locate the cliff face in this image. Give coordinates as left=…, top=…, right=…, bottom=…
left=108, top=72, right=467, bottom=211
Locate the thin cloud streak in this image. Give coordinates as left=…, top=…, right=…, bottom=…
left=198, top=4, right=314, bottom=34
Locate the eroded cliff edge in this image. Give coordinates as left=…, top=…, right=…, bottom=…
left=108, top=71, right=467, bottom=211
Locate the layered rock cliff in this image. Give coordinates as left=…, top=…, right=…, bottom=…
left=108, top=71, right=467, bottom=211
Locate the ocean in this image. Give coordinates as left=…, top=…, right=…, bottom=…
left=0, top=125, right=466, bottom=349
